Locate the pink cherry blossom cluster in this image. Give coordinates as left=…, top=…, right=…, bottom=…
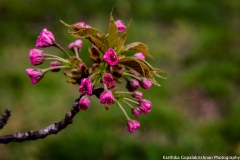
left=26, top=19, right=153, bottom=133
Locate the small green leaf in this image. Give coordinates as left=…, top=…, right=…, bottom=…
left=60, top=20, right=109, bottom=53
left=69, top=28, right=108, bottom=47
left=123, top=42, right=153, bottom=58
left=119, top=57, right=166, bottom=86
left=137, top=59, right=168, bottom=75
left=117, top=19, right=132, bottom=53
left=108, top=12, right=118, bottom=49
left=85, top=35, right=108, bottom=54
left=118, top=57, right=145, bottom=76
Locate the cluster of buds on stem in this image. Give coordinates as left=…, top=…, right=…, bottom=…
left=26, top=12, right=167, bottom=133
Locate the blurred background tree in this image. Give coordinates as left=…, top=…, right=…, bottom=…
left=1, top=0, right=240, bottom=159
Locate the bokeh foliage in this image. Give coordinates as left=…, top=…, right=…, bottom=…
left=1, top=0, right=240, bottom=159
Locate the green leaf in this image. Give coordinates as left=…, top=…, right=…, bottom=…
left=108, top=12, right=118, bottom=49
left=119, top=57, right=167, bottom=86
left=117, top=19, right=132, bottom=53
left=123, top=42, right=153, bottom=58
left=60, top=20, right=109, bottom=53
left=85, top=35, right=108, bottom=54
left=137, top=59, right=168, bottom=75
left=119, top=57, right=145, bottom=76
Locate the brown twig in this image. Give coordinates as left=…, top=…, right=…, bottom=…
left=0, top=108, right=11, bottom=130
left=0, top=97, right=80, bottom=144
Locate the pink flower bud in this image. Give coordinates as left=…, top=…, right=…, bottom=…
left=129, top=69, right=140, bottom=76
left=103, top=48, right=119, bottom=66
left=26, top=68, right=44, bottom=84
left=68, top=39, right=83, bottom=53
left=79, top=78, right=93, bottom=95
left=115, top=20, right=126, bottom=33
left=139, top=99, right=152, bottom=114
left=126, top=79, right=140, bottom=92
left=79, top=95, right=91, bottom=110
left=35, top=28, right=55, bottom=48
left=103, top=73, right=114, bottom=87
left=132, top=91, right=143, bottom=100
left=112, top=65, right=125, bottom=78
left=139, top=78, right=152, bottom=89
left=29, top=49, right=45, bottom=66
left=76, top=22, right=91, bottom=28
left=132, top=108, right=142, bottom=118
left=100, top=90, right=115, bottom=105
left=134, top=52, right=145, bottom=60
left=126, top=120, right=140, bottom=133
left=50, top=61, right=62, bottom=72
left=78, top=63, right=88, bottom=74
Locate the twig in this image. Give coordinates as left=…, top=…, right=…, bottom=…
left=0, top=97, right=80, bottom=144
left=0, top=108, right=11, bottom=130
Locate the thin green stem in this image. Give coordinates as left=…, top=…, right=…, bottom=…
left=73, top=47, right=82, bottom=61
left=114, top=91, right=132, bottom=95
left=54, top=42, right=72, bottom=60
left=44, top=54, right=69, bottom=63
left=123, top=72, right=140, bottom=80
left=115, top=100, right=130, bottom=120
left=43, top=66, right=70, bottom=73
left=122, top=100, right=134, bottom=109
left=45, top=57, right=69, bottom=63
left=123, top=97, right=139, bottom=105
left=103, top=84, right=108, bottom=91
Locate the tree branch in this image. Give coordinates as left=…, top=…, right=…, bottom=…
left=0, top=108, right=11, bottom=130
left=0, top=97, right=80, bottom=144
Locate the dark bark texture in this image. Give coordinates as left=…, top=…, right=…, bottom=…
left=0, top=97, right=80, bottom=144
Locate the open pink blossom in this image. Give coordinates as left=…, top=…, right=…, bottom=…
left=79, top=78, right=93, bottom=95
left=126, top=120, right=140, bottom=133
left=35, top=28, right=55, bottom=48
left=29, top=49, right=45, bottom=66
left=103, top=73, right=114, bottom=87
left=126, top=79, right=140, bottom=92
left=26, top=68, right=44, bottom=84
left=134, top=52, right=145, bottom=60
left=139, top=99, right=152, bottom=114
left=139, top=78, right=152, bottom=89
left=115, top=20, right=126, bottom=33
left=100, top=90, right=115, bottom=105
left=79, top=95, right=91, bottom=110
left=103, top=48, right=119, bottom=66
left=68, top=39, right=83, bottom=53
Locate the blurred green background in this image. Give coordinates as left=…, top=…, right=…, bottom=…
left=1, top=0, right=240, bottom=159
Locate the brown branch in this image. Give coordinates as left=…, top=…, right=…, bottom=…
left=0, top=108, right=11, bottom=130
left=0, top=97, right=80, bottom=144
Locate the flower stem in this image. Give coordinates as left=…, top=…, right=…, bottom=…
left=44, top=54, right=69, bottom=63
left=43, top=66, right=70, bottom=73
left=73, top=47, right=82, bottom=61
left=123, top=72, right=140, bottom=80
left=54, top=42, right=72, bottom=61
left=103, top=84, right=108, bottom=91
left=123, top=97, right=139, bottom=105
left=122, top=100, right=134, bottom=109
left=45, top=57, right=69, bottom=63
left=114, top=91, right=132, bottom=95
left=115, top=100, right=130, bottom=120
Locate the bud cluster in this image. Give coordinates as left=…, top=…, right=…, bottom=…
left=26, top=14, right=166, bottom=133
